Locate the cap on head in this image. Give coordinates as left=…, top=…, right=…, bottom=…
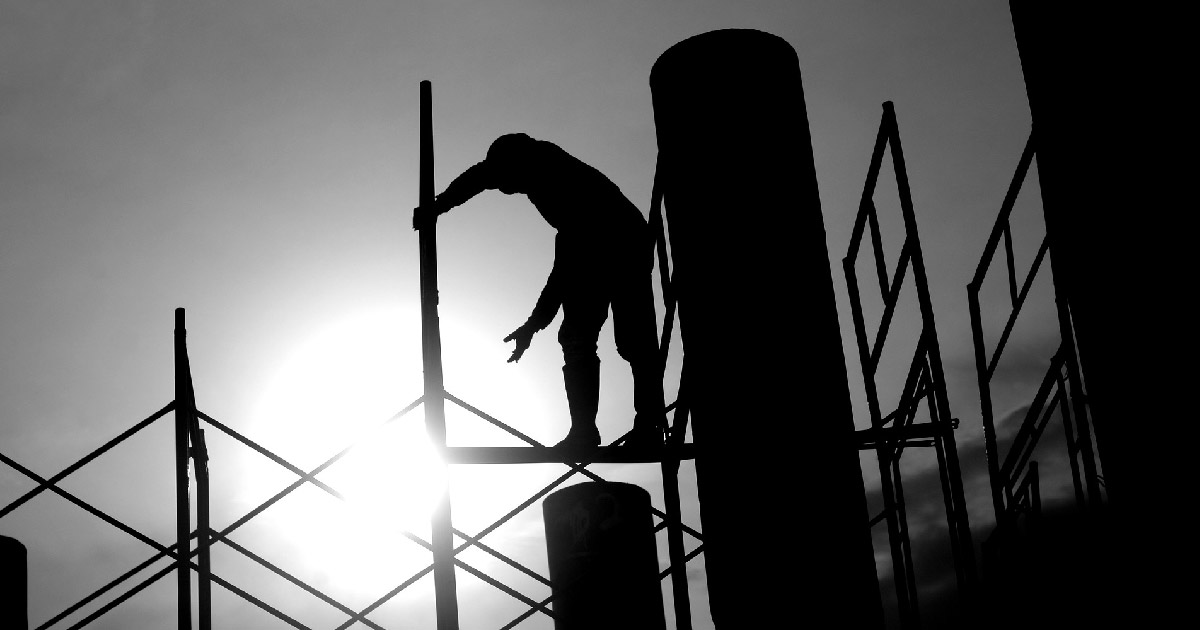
left=486, top=133, right=536, bottom=193
left=487, top=133, right=535, bottom=161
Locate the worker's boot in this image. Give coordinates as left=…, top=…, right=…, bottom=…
left=554, top=358, right=601, bottom=448
left=624, top=359, right=665, bottom=448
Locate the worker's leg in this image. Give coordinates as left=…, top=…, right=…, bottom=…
left=611, top=247, right=666, bottom=447
left=555, top=287, right=609, bottom=448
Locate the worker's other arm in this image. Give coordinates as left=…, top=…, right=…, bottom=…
left=504, top=239, right=564, bottom=363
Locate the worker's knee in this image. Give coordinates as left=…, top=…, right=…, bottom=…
left=559, top=326, right=600, bottom=367
left=560, top=338, right=599, bottom=366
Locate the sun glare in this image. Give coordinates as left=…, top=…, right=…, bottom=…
left=242, top=306, right=555, bottom=598
left=246, top=307, right=442, bottom=594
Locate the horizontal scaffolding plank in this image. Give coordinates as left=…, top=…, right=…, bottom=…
left=855, top=422, right=942, bottom=450
left=443, top=445, right=697, bottom=465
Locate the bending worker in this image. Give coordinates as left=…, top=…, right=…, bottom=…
left=413, top=133, right=665, bottom=449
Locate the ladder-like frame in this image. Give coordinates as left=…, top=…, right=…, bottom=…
left=843, top=102, right=975, bottom=629
left=967, top=132, right=1103, bottom=561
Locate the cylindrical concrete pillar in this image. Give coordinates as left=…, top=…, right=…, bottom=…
left=543, top=482, right=665, bottom=630
left=650, top=29, right=882, bottom=627
left=1, top=535, right=28, bottom=629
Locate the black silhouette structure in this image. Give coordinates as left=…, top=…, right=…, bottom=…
left=968, top=132, right=1110, bottom=629
left=1, top=535, right=27, bottom=629
left=846, top=102, right=975, bottom=628
left=969, top=3, right=1175, bottom=626
left=542, top=482, right=666, bottom=630
left=414, top=133, right=666, bottom=450
left=650, top=29, right=883, bottom=628
left=5, top=10, right=1182, bottom=629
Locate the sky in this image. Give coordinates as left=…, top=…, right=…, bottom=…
left=0, top=2, right=1080, bottom=628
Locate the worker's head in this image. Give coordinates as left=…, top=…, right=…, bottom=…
left=487, top=133, right=536, bottom=194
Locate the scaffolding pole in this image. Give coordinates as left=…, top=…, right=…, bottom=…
left=418, top=79, right=460, bottom=630
left=174, top=309, right=192, bottom=630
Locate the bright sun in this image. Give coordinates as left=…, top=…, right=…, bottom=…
left=246, top=307, right=444, bottom=594
left=242, top=306, right=553, bottom=600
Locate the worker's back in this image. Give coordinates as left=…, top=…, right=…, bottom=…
left=491, top=136, right=646, bottom=238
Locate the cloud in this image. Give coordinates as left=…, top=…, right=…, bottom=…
left=864, top=393, right=1096, bottom=627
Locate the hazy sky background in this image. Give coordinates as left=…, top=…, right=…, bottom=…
left=1, top=2, right=1067, bottom=628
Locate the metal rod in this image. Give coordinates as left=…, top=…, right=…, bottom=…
left=0, top=402, right=174, bottom=519
left=1059, top=300, right=1103, bottom=510
left=664, top=388, right=692, bottom=630
left=985, top=236, right=1051, bottom=380
left=219, top=534, right=389, bottom=630
left=445, top=391, right=704, bottom=540
left=333, top=565, right=436, bottom=630
left=869, top=240, right=912, bottom=369
left=969, top=279, right=1007, bottom=528
left=193, top=429, right=211, bottom=630
left=34, top=537, right=193, bottom=630
left=418, top=79, right=459, bottom=630
left=175, top=309, right=210, bottom=630
left=63, top=563, right=177, bottom=630
left=891, top=453, right=919, bottom=630
left=1058, top=381, right=1087, bottom=508
left=885, top=101, right=976, bottom=591
left=174, top=308, right=192, bottom=630
left=969, top=133, right=1036, bottom=290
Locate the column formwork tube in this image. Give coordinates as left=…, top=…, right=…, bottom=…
left=1, top=536, right=27, bottom=629
left=543, top=482, right=666, bottom=630
left=649, top=29, right=883, bottom=628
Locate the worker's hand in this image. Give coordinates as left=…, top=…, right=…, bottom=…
left=503, top=324, right=537, bottom=363
left=412, top=202, right=439, bottom=231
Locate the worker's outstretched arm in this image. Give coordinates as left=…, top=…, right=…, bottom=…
left=504, top=239, right=565, bottom=363
left=412, top=161, right=493, bottom=230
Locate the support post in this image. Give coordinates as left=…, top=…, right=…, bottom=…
left=650, top=30, right=883, bottom=627
left=0, top=536, right=27, bottom=629
left=175, top=308, right=211, bottom=630
left=885, top=103, right=976, bottom=597
left=418, top=79, right=460, bottom=630
left=173, top=308, right=192, bottom=630
left=193, top=430, right=211, bottom=630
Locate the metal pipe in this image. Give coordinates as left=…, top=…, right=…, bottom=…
left=885, top=102, right=976, bottom=591
left=418, top=79, right=460, bottom=630
left=173, top=307, right=192, bottom=630
left=193, top=428, right=211, bottom=630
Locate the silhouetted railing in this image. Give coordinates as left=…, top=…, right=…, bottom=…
left=843, top=102, right=975, bottom=629
left=967, top=132, right=1103, bottom=560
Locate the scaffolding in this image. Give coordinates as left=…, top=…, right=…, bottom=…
left=843, top=102, right=975, bottom=629
left=0, top=81, right=702, bottom=630
left=967, top=131, right=1104, bottom=564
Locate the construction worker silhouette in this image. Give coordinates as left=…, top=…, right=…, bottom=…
left=413, top=133, right=665, bottom=448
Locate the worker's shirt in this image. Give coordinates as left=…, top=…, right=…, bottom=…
left=437, top=137, right=650, bottom=329
left=440, top=138, right=647, bottom=241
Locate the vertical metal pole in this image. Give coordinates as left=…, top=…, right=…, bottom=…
left=173, top=308, right=192, bottom=630
left=652, top=175, right=690, bottom=630
left=969, top=282, right=1007, bottom=529
left=891, top=451, right=920, bottom=630
left=1055, top=298, right=1102, bottom=511
left=418, top=79, right=460, bottom=630
left=885, top=102, right=977, bottom=591
left=176, top=308, right=211, bottom=630
left=193, top=430, right=211, bottom=630
left=1057, top=379, right=1087, bottom=508
left=662, top=451, right=691, bottom=629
